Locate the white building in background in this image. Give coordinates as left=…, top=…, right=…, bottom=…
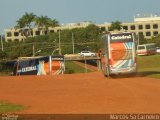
left=4, top=14, right=160, bottom=42
left=4, top=21, right=93, bottom=42
left=97, top=14, right=160, bottom=39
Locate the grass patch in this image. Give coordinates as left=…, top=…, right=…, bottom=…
left=0, top=101, right=25, bottom=113
left=137, top=54, right=160, bottom=78
left=65, top=61, right=91, bottom=74
left=0, top=71, right=11, bottom=76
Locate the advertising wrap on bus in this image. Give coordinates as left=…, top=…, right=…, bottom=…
left=13, top=55, right=65, bottom=76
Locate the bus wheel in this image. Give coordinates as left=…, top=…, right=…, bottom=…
left=105, top=67, right=110, bottom=77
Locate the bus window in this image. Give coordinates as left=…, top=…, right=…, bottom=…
left=146, top=44, right=155, bottom=49
left=138, top=46, right=145, bottom=50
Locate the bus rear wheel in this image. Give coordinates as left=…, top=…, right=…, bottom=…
left=105, top=66, right=110, bottom=77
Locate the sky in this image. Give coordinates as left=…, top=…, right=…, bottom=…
left=0, top=0, right=160, bottom=33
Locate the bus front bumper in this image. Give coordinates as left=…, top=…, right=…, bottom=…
left=110, top=67, right=137, bottom=75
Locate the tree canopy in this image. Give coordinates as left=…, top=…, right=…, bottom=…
left=2, top=24, right=102, bottom=60
left=15, top=12, right=59, bottom=38
left=108, top=21, right=122, bottom=31
left=1, top=14, right=159, bottom=60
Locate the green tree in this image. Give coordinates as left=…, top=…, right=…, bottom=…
left=0, top=51, right=7, bottom=59
left=148, top=34, right=160, bottom=47
left=34, top=16, right=49, bottom=35
left=85, top=24, right=99, bottom=40
left=15, top=12, right=36, bottom=38
left=15, top=13, right=59, bottom=38
left=138, top=32, right=146, bottom=44
left=47, top=18, right=59, bottom=27
left=22, top=12, right=36, bottom=29
left=108, top=21, right=122, bottom=31
left=35, top=16, right=59, bottom=35
left=15, top=16, right=27, bottom=40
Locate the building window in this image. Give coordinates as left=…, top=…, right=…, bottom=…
left=14, top=32, right=19, bottom=36
left=57, top=29, right=61, bottom=32
left=145, top=24, right=150, bottom=29
left=35, top=31, right=40, bottom=35
left=130, top=25, right=135, bottom=30
left=153, top=31, right=158, bottom=36
left=123, top=26, right=128, bottom=30
left=7, top=32, right=12, bottom=37
left=50, top=30, right=54, bottom=33
left=146, top=32, right=151, bottom=36
left=153, top=24, right=158, bottom=29
left=138, top=25, right=143, bottom=30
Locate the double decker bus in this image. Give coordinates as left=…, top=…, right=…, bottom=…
left=99, top=32, right=137, bottom=77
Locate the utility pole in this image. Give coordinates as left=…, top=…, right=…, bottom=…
left=137, top=33, right=139, bottom=45
left=1, top=33, right=4, bottom=51
left=58, top=30, right=62, bottom=55
left=32, top=43, right=35, bottom=56
left=72, top=32, right=75, bottom=54
left=84, top=57, right=87, bottom=73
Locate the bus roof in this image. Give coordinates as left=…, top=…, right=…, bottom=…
left=137, top=43, right=156, bottom=46
left=109, top=29, right=133, bottom=34
left=110, top=31, right=133, bottom=35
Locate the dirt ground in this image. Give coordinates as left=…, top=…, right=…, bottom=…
left=0, top=71, right=160, bottom=114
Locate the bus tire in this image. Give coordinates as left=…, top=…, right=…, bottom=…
left=105, top=66, right=110, bottom=77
